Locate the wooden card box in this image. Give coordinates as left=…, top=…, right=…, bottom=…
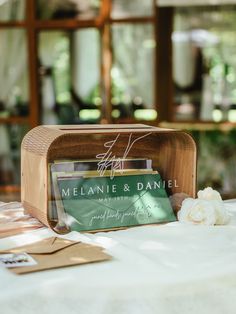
left=21, top=124, right=197, bottom=232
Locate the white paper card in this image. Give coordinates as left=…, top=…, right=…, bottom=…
left=0, top=253, right=37, bottom=268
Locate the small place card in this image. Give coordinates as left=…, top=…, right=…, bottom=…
left=0, top=253, right=37, bottom=268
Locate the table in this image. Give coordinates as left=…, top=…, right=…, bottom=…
left=1, top=200, right=236, bottom=314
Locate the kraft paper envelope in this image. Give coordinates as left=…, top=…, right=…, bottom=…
left=0, top=237, right=112, bottom=274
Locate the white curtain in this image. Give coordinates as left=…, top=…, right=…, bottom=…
left=0, top=29, right=28, bottom=108
left=72, top=29, right=100, bottom=99
left=112, top=24, right=154, bottom=108
left=0, top=28, right=27, bottom=182
left=0, top=0, right=25, bottom=21
left=39, top=32, right=65, bottom=124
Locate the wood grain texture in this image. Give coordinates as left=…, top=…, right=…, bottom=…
left=156, top=7, right=174, bottom=121
left=21, top=124, right=197, bottom=231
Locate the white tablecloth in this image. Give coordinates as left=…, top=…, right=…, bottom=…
left=1, top=200, right=236, bottom=314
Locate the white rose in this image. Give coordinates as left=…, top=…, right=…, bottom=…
left=178, top=198, right=217, bottom=225
left=197, top=187, right=222, bottom=201
left=212, top=200, right=230, bottom=225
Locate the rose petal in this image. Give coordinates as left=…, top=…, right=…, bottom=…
left=197, top=187, right=222, bottom=202
left=178, top=198, right=217, bottom=225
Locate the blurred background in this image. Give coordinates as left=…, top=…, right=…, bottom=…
left=0, top=0, right=236, bottom=201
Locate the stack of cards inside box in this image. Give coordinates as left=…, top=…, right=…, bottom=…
left=49, top=157, right=176, bottom=233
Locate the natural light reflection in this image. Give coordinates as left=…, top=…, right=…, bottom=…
left=112, top=109, right=121, bottom=119
left=70, top=257, right=87, bottom=262
left=79, top=109, right=101, bottom=121
left=134, top=109, right=157, bottom=121
left=140, top=241, right=171, bottom=251
left=132, top=190, right=171, bottom=224
left=93, top=236, right=118, bottom=249
left=5, top=229, right=52, bottom=250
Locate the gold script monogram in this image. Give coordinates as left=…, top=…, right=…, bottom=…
left=96, top=132, right=152, bottom=179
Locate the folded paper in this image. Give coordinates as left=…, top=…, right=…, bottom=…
left=0, top=237, right=112, bottom=274
left=0, top=202, right=43, bottom=239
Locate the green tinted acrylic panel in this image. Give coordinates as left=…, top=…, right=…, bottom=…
left=57, top=173, right=176, bottom=231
